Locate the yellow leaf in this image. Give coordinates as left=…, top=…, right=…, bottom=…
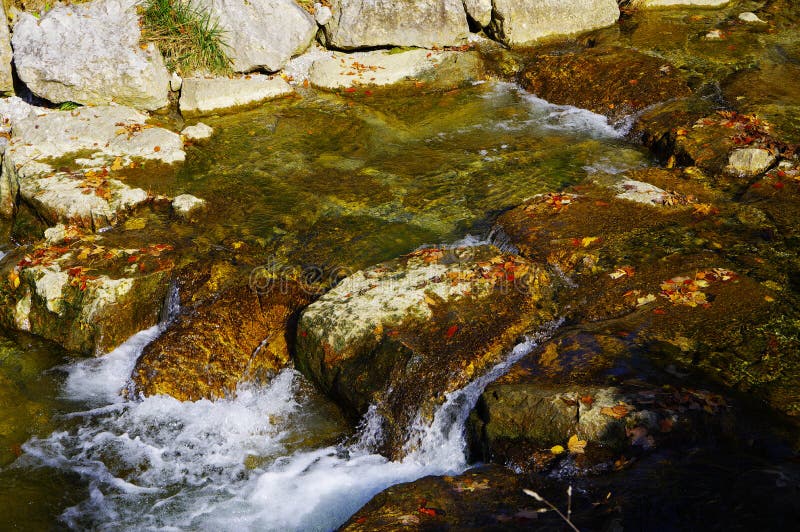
left=8, top=270, right=20, bottom=290
left=567, top=434, right=587, bottom=454
left=110, top=157, right=124, bottom=171
left=550, top=445, right=565, bottom=455
left=581, top=236, right=600, bottom=248
left=636, top=294, right=657, bottom=307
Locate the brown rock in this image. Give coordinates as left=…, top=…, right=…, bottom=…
left=131, top=279, right=313, bottom=401
left=519, top=47, right=690, bottom=124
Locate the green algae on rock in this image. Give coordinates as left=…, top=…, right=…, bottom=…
left=0, top=227, right=174, bottom=355
left=295, top=245, right=556, bottom=458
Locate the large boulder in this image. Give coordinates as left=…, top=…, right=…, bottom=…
left=11, top=0, right=170, bottom=110
left=295, top=245, right=556, bottom=459
left=130, top=278, right=313, bottom=401
left=0, top=100, right=184, bottom=229
left=193, top=0, right=317, bottom=72
left=0, top=227, right=175, bottom=355
left=519, top=47, right=690, bottom=125
left=488, top=0, right=620, bottom=46
left=322, top=0, right=470, bottom=50
left=0, top=2, right=12, bottom=94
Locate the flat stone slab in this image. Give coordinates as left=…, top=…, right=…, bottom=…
left=308, top=49, right=484, bottom=90
left=1, top=100, right=185, bottom=228
left=179, top=75, right=293, bottom=115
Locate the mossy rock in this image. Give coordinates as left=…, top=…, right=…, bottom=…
left=519, top=46, right=691, bottom=125
left=131, top=277, right=314, bottom=401
left=295, top=245, right=556, bottom=459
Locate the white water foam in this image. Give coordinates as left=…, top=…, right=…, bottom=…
left=18, top=313, right=559, bottom=530
left=477, top=82, right=632, bottom=139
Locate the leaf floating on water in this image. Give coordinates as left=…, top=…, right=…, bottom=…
left=567, top=434, right=587, bottom=454
left=600, top=404, right=631, bottom=419
left=445, top=325, right=459, bottom=339
left=550, top=445, right=566, bottom=455
left=7, top=269, right=20, bottom=290
left=636, top=294, right=657, bottom=307
left=609, top=266, right=635, bottom=279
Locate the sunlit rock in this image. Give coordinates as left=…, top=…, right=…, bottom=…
left=12, top=0, right=170, bottom=110
left=0, top=2, right=12, bottom=94
left=488, top=0, right=619, bottom=46
left=308, top=49, right=484, bottom=90
left=193, top=0, right=316, bottom=72
left=179, top=74, right=293, bottom=115
left=295, top=245, right=556, bottom=459
left=0, top=102, right=184, bottom=228
left=322, top=0, right=470, bottom=50
left=0, top=232, right=174, bottom=355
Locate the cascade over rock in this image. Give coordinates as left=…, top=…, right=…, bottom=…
left=295, top=245, right=556, bottom=459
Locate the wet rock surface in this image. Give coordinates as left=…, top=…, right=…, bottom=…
left=295, top=245, right=556, bottom=458
left=131, top=271, right=313, bottom=401
left=0, top=226, right=174, bottom=355
left=520, top=46, right=691, bottom=125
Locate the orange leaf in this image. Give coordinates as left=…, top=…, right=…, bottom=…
left=446, top=325, right=459, bottom=339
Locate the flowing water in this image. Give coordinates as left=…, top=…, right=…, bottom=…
left=0, top=82, right=646, bottom=529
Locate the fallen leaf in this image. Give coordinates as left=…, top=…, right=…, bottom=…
left=567, top=434, right=587, bottom=454
left=446, top=325, right=459, bottom=339
left=600, top=404, right=630, bottom=419
left=550, top=445, right=565, bottom=455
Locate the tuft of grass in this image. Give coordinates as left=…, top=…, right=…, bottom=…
left=57, top=101, right=81, bottom=111
left=140, top=0, right=232, bottom=76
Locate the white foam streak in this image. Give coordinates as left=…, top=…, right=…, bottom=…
left=23, top=303, right=559, bottom=531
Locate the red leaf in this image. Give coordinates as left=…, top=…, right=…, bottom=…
left=344, top=87, right=357, bottom=93
left=446, top=325, right=459, bottom=338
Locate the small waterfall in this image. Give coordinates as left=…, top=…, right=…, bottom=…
left=15, top=308, right=561, bottom=531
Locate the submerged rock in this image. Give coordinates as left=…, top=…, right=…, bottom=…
left=11, top=0, right=170, bottom=110
left=308, top=49, right=484, bottom=90
left=322, top=0, right=470, bottom=50
left=171, top=194, right=206, bottom=221
left=193, top=0, right=317, bottom=72
left=0, top=101, right=184, bottom=228
left=295, top=245, right=556, bottom=459
left=726, top=147, right=776, bottom=177
left=494, top=174, right=800, bottom=419
left=131, top=278, right=313, bottom=401
left=520, top=47, right=690, bottom=125
left=0, top=230, right=174, bottom=355
left=343, top=465, right=601, bottom=531
left=488, top=0, right=619, bottom=45
left=180, top=123, right=214, bottom=141
left=179, top=75, right=293, bottom=115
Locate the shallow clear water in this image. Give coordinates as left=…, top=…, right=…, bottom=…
left=0, top=81, right=646, bottom=529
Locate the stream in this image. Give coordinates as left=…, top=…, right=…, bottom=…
left=0, top=83, right=645, bottom=529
